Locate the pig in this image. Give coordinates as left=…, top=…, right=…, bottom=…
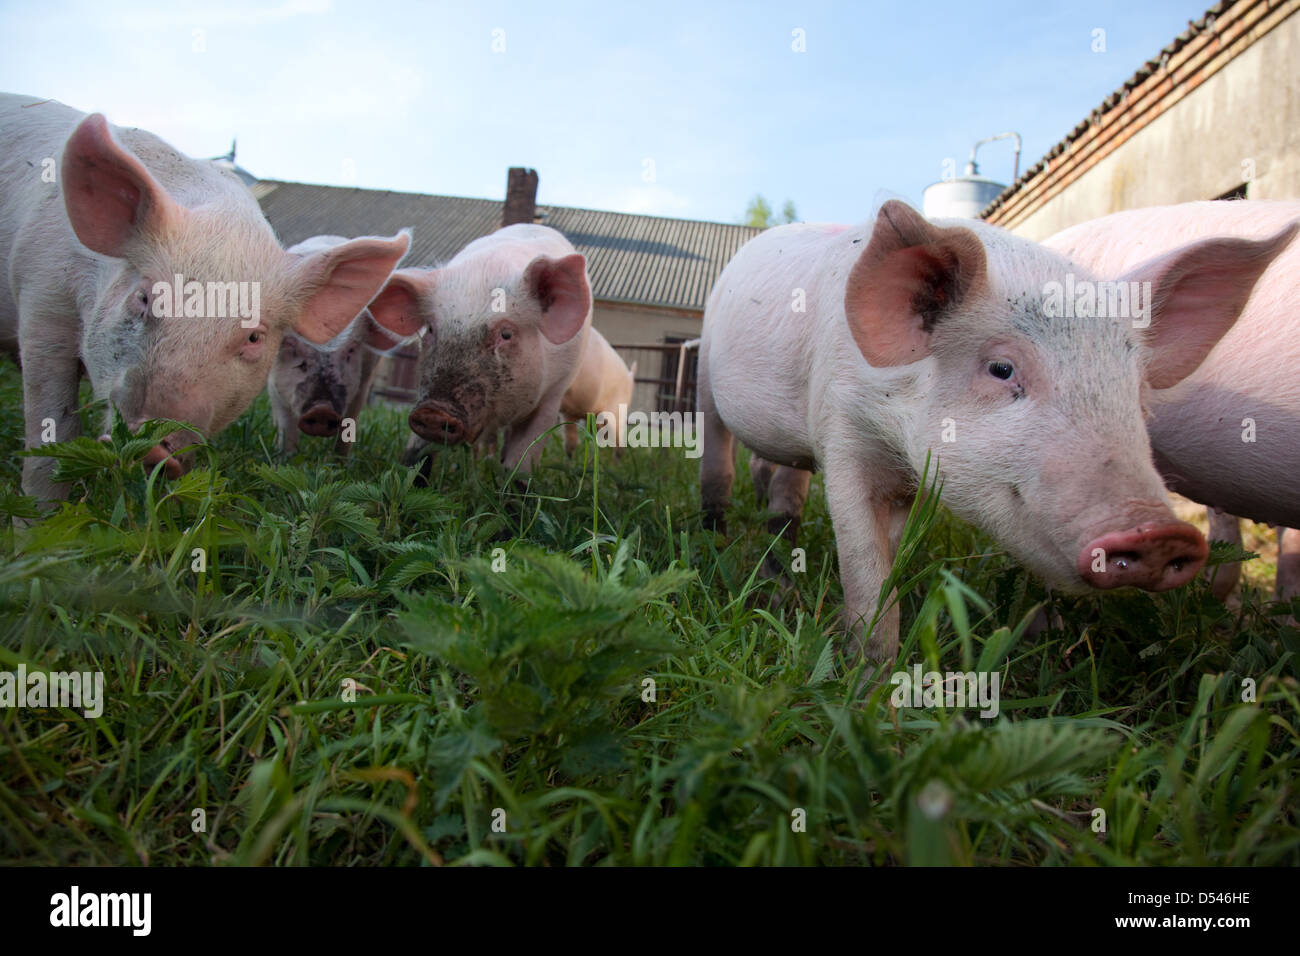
left=366, top=224, right=592, bottom=474
left=0, top=94, right=410, bottom=504
left=560, top=327, right=636, bottom=454
left=1043, top=200, right=1300, bottom=604
left=699, top=199, right=1294, bottom=660
left=268, top=236, right=408, bottom=456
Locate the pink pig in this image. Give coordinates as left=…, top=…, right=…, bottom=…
left=560, top=327, right=636, bottom=455
left=699, top=200, right=1294, bottom=659
left=268, top=235, right=409, bottom=457
left=367, top=224, right=592, bottom=474
left=0, top=94, right=409, bottom=503
left=1044, top=200, right=1300, bottom=602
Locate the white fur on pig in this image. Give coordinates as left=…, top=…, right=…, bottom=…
left=700, top=200, right=1293, bottom=659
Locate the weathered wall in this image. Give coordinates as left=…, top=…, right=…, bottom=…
left=596, top=301, right=701, bottom=413
left=994, top=6, right=1299, bottom=240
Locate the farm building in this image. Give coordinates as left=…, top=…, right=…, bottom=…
left=252, top=169, right=760, bottom=413
left=982, top=0, right=1300, bottom=238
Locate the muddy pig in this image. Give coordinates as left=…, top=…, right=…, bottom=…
left=367, top=224, right=591, bottom=474
left=267, top=235, right=409, bottom=456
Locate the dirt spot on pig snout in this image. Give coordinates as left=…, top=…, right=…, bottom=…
left=419, top=345, right=516, bottom=441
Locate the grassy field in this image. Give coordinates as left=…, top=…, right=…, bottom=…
left=0, top=358, right=1297, bottom=867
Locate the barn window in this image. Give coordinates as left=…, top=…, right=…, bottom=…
left=658, top=336, right=699, bottom=414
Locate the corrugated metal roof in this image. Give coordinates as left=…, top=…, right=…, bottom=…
left=254, top=180, right=761, bottom=312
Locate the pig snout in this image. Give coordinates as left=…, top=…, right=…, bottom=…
left=1077, top=522, right=1208, bottom=592
left=141, top=440, right=186, bottom=480
left=410, top=401, right=478, bottom=445
left=298, top=404, right=342, bottom=436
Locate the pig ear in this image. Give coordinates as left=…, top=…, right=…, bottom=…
left=61, top=113, right=182, bottom=257
left=1130, top=224, right=1297, bottom=389
left=291, top=231, right=411, bottom=344
left=358, top=312, right=409, bottom=353
left=843, top=200, right=987, bottom=367
left=279, top=332, right=311, bottom=359
left=366, top=271, right=429, bottom=339
left=523, top=253, right=591, bottom=345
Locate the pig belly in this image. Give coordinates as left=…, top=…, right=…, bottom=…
left=706, top=326, right=817, bottom=470
left=1149, top=383, right=1300, bottom=528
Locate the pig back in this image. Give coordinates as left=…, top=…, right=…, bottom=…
left=704, top=223, right=866, bottom=466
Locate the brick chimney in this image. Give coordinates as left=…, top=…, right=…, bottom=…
left=502, top=167, right=539, bottom=227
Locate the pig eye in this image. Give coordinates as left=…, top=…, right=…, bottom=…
left=988, top=360, right=1014, bottom=380
left=499, top=329, right=513, bottom=341
left=132, top=288, right=151, bottom=319
left=248, top=331, right=264, bottom=344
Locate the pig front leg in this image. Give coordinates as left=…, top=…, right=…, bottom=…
left=402, top=432, right=429, bottom=467
left=823, top=462, right=906, bottom=662
left=1277, top=527, right=1300, bottom=603
left=501, top=393, right=564, bottom=475
left=1205, top=507, right=1243, bottom=600
left=698, top=355, right=735, bottom=533
left=20, top=343, right=83, bottom=506
left=563, top=420, right=579, bottom=456
left=751, top=456, right=812, bottom=581
left=476, top=428, right=500, bottom=461
left=266, top=387, right=299, bottom=457
left=276, top=412, right=300, bottom=457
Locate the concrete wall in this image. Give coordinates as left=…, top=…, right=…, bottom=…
left=1005, top=10, right=1299, bottom=240
left=593, top=301, right=700, bottom=348
left=594, top=301, right=701, bottom=413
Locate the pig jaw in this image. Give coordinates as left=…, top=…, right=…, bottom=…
left=910, top=398, right=1208, bottom=596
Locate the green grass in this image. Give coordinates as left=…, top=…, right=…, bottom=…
left=0, top=357, right=1297, bottom=866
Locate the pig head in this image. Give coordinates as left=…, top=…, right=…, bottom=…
left=0, top=95, right=410, bottom=503
left=368, top=224, right=592, bottom=474
left=269, top=308, right=401, bottom=456
left=849, top=205, right=1295, bottom=599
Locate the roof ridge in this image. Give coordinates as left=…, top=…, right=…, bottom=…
left=257, top=178, right=761, bottom=232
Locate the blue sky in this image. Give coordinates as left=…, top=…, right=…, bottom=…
left=0, top=0, right=1213, bottom=224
